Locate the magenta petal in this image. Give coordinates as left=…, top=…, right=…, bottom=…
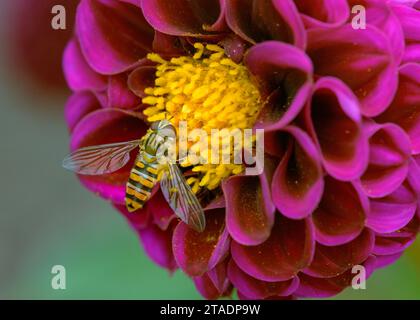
left=307, top=24, right=398, bottom=117
left=141, top=0, right=225, bottom=36
left=373, top=215, right=419, bottom=255
left=313, top=177, right=368, bottom=246
left=271, top=126, right=324, bottom=220
left=128, top=66, right=156, bottom=98
left=367, top=183, right=417, bottom=234
left=296, top=0, right=350, bottom=29
left=304, top=229, right=375, bottom=278
left=65, top=92, right=101, bottom=133
left=114, top=203, right=150, bottom=230
left=193, top=273, right=223, bottom=300
left=172, top=209, right=230, bottom=276
left=305, top=77, right=368, bottom=181
left=223, top=159, right=276, bottom=246
left=245, top=41, right=313, bottom=131
left=108, top=73, right=142, bottom=109
left=206, top=259, right=231, bottom=295
left=225, top=0, right=306, bottom=49
left=360, top=122, right=411, bottom=198
left=231, top=215, right=315, bottom=282
left=374, top=252, right=403, bottom=269
left=63, top=39, right=107, bottom=91
left=76, top=0, right=154, bottom=74
left=70, top=108, right=148, bottom=204
left=148, top=189, right=176, bottom=231
left=138, top=222, right=177, bottom=272
left=376, top=63, right=420, bottom=154
left=296, top=256, right=377, bottom=298
left=348, top=0, right=405, bottom=63
left=228, top=259, right=299, bottom=299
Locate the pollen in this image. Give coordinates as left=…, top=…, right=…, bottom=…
left=143, top=43, right=262, bottom=193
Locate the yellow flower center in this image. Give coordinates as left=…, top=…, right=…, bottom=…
left=142, top=43, right=262, bottom=193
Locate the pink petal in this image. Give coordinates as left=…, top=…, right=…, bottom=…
left=360, top=122, right=411, bottom=198
left=367, top=182, right=417, bottom=234
left=304, top=77, right=368, bottom=181
left=222, top=158, right=276, bottom=246
left=296, top=256, right=377, bottom=298
left=296, top=0, right=350, bottom=29
left=138, top=222, right=178, bottom=272
left=148, top=189, right=176, bottom=231
left=108, top=73, right=142, bottom=109
left=376, top=63, right=420, bottom=154
left=225, top=0, right=306, bottom=49
left=271, top=126, right=324, bottom=220
left=141, top=0, right=226, bottom=36
left=114, top=203, right=151, bottom=230
left=245, top=41, right=313, bottom=131
left=65, top=92, right=102, bottom=133
left=307, top=24, right=398, bottom=117
left=304, top=228, right=375, bottom=278
left=172, top=209, right=230, bottom=276
left=373, top=215, right=419, bottom=255
left=231, top=215, right=315, bottom=282
left=63, top=38, right=107, bottom=92
left=76, top=0, right=154, bottom=74
left=128, top=65, right=156, bottom=98
left=228, top=259, right=300, bottom=299
left=313, top=177, right=368, bottom=246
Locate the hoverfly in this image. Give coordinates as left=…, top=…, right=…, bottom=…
left=63, top=120, right=206, bottom=232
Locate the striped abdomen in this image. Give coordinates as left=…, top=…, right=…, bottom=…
left=125, top=153, right=159, bottom=212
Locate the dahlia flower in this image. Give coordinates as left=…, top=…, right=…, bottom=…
left=64, top=0, right=420, bottom=299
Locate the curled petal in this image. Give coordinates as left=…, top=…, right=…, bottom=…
left=141, top=0, right=226, bottom=36
left=172, top=209, right=230, bottom=276
left=271, top=126, right=324, bottom=220
left=296, top=256, right=377, bottom=298
left=367, top=182, right=417, bottom=234
left=65, top=92, right=101, bottom=133
left=231, top=215, right=315, bottom=282
left=376, top=63, right=420, bottom=154
left=225, top=0, right=306, bottom=48
left=228, top=259, right=300, bottom=299
left=307, top=24, right=398, bottom=117
left=313, top=177, right=368, bottom=246
left=304, top=229, right=375, bottom=278
left=296, top=0, right=350, bottom=29
left=349, top=0, right=405, bottom=63
left=373, top=215, right=419, bottom=255
left=245, top=41, right=313, bottom=131
left=223, top=157, right=277, bottom=246
left=138, top=222, right=178, bottom=272
left=304, top=77, right=368, bottom=181
left=63, top=39, right=107, bottom=92
left=128, top=66, right=156, bottom=98
left=360, top=122, right=411, bottom=198
left=206, top=259, right=231, bottom=295
left=76, top=0, right=154, bottom=74
left=70, top=108, right=148, bottom=204
left=108, top=73, right=142, bottom=109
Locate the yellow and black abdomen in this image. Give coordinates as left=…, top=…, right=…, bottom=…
left=125, top=154, right=159, bottom=213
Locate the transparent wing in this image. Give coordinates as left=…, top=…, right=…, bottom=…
left=160, top=164, right=206, bottom=232
left=62, top=140, right=141, bottom=175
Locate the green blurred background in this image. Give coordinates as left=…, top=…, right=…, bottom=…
left=0, top=0, right=418, bottom=300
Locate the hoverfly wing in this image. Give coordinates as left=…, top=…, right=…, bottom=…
left=63, top=140, right=141, bottom=175
left=160, top=164, right=206, bottom=232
